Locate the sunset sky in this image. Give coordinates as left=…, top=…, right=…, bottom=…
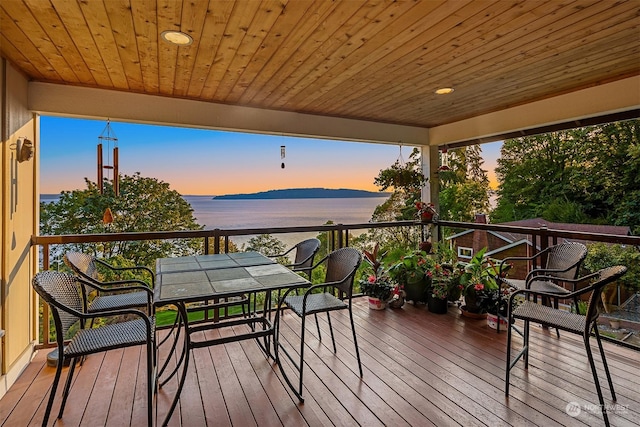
left=40, top=116, right=502, bottom=195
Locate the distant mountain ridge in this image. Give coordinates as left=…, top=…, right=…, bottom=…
left=213, top=188, right=389, bottom=200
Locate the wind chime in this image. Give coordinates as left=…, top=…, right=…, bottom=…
left=280, top=145, right=286, bottom=169
left=97, top=119, right=119, bottom=224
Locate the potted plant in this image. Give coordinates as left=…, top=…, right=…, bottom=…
left=427, top=263, right=452, bottom=314
left=416, top=201, right=437, bottom=222
left=459, top=247, right=500, bottom=316
left=387, top=250, right=434, bottom=304
left=359, top=243, right=394, bottom=310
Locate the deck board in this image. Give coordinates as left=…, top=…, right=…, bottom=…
left=1, top=298, right=638, bottom=426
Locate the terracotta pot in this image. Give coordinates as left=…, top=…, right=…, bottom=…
left=460, top=305, right=488, bottom=319
left=420, top=211, right=434, bottom=222
left=419, top=241, right=432, bottom=253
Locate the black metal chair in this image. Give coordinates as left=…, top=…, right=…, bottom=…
left=270, top=238, right=321, bottom=279
left=496, top=242, right=588, bottom=332
left=33, top=271, right=155, bottom=427
left=505, top=265, right=627, bottom=427
left=64, top=251, right=154, bottom=315
left=274, top=247, right=363, bottom=402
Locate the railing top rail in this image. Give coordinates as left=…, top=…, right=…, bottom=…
left=437, top=220, right=639, bottom=246
left=31, top=220, right=639, bottom=246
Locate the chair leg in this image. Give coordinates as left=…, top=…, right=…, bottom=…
left=553, top=297, right=560, bottom=339
left=298, top=314, right=307, bottom=400
left=594, top=326, right=616, bottom=401
left=147, top=336, right=154, bottom=427
left=326, top=312, right=337, bottom=353
left=42, top=351, right=64, bottom=427
left=58, top=357, right=78, bottom=419
left=314, top=313, right=322, bottom=341
left=505, top=313, right=513, bottom=396
left=348, top=308, right=363, bottom=377
left=523, top=320, right=530, bottom=369
left=584, top=332, right=611, bottom=427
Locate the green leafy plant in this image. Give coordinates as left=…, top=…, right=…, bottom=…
left=387, top=250, right=435, bottom=284
left=359, top=243, right=394, bottom=301
left=459, top=247, right=502, bottom=313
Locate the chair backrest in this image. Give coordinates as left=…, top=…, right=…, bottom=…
left=324, top=247, right=362, bottom=296
left=544, top=242, right=588, bottom=280
left=293, top=238, right=321, bottom=276
left=583, top=265, right=627, bottom=331
left=64, top=251, right=100, bottom=281
left=32, top=271, right=84, bottom=342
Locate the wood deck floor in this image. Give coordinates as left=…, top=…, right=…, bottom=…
left=1, top=298, right=638, bottom=426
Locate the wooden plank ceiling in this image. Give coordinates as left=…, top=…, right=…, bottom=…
left=1, top=0, right=639, bottom=129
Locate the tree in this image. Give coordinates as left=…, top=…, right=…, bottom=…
left=438, top=145, right=491, bottom=222
left=243, top=234, right=286, bottom=261
left=493, top=119, right=640, bottom=233
left=40, top=173, right=203, bottom=267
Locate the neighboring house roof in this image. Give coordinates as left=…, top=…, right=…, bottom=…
left=484, top=240, right=531, bottom=258
left=448, top=218, right=631, bottom=251
left=501, top=218, right=631, bottom=237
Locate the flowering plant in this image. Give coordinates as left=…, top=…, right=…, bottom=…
left=359, top=243, right=394, bottom=301
left=429, top=263, right=453, bottom=299
left=416, top=201, right=437, bottom=221
left=359, top=274, right=394, bottom=300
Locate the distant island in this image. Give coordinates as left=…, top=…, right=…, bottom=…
left=213, top=188, right=389, bottom=200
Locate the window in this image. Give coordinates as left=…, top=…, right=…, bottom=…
left=458, top=247, right=473, bottom=259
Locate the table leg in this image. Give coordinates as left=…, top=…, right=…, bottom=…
left=161, top=302, right=191, bottom=427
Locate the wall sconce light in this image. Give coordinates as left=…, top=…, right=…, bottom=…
left=17, top=138, right=34, bottom=162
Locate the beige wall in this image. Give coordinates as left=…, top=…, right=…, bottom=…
left=1, top=60, right=38, bottom=397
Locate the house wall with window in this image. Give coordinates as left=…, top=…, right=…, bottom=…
left=449, top=230, right=532, bottom=280
left=0, top=60, right=39, bottom=398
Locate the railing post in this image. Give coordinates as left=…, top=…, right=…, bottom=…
left=538, top=225, right=549, bottom=268
left=213, top=229, right=221, bottom=254
left=204, top=236, right=210, bottom=255
left=41, top=244, right=51, bottom=346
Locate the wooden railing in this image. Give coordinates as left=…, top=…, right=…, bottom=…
left=32, top=220, right=640, bottom=348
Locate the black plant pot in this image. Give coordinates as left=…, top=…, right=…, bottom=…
left=404, top=278, right=427, bottom=303
left=428, top=296, right=448, bottom=314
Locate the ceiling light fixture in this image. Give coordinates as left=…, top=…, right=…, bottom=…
left=435, top=87, right=454, bottom=95
left=161, top=30, right=193, bottom=46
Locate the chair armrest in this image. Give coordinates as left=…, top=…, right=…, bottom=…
left=95, top=259, right=155, bottom=286
left=508, top=271, right=601, bottom=305
left=499, top=247, right=553, bottom=270
left=289, top=251, right=317, bottom=269
left=268, top=246, right=296, bottom=259
left=524, top=266, right=577, bottom=283
left=53, top=295, right=152, bottom=325
left=82, top=279, right=154, bottom=295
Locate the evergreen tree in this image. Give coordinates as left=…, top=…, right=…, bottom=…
left=438, top=145, right=491, bottom=222
left=493, top=119, right=640, bottom=233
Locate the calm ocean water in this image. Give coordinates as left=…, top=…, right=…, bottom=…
left=41, top=194, right=387, bottom=249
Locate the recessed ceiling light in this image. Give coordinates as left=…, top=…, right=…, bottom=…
left=161, top=30, right=193, bottom=46
left=435, top=87, right=454, bottom=95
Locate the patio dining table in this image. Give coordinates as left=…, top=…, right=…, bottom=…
left=154, top=251, right=310, bottom=426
